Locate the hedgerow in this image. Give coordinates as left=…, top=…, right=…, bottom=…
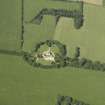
left=30, top=8, right=84, bottom=29
left=55, top=95, right=90, bottom=105
left=23, top=40, right=105, bottom=71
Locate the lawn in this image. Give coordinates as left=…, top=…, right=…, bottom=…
left=54, top=4, right=105, bottom=62
left=0, top=54, right=105, bottom=105
left=0, top=0, right=22, bottom=51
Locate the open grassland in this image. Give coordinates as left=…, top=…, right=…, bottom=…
left=54, top=4, right=105, bottom=62
left=0, top=54, right=105, bottom=105
left=23, top=0, right=83, bottom=52
left=0, top=0, right=22, bottom=51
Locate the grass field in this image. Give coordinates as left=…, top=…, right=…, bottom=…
left=0, top=1, right=105, bottom=105
left=23, top=0, right=83, bottom=52
left=0, top=54, right=105, bottom=105
left=0, top=0, right=22, bottom=51
left=54, top=4, right=105, bottom=62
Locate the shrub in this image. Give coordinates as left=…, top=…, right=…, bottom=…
left=65, top=96, right=73, bottom=105
left=56, top=95, right=64, bottom=105
left=78, top=58, right=87, bottom=67
left=83, top=59, right=93, bottom=69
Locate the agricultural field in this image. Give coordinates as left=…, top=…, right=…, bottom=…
left=23, top=0, right=83, bottom=52
left=0, top=0, right=22, bottom=51
left=0, top=0, right=105, bottom=105
left=0, top=54, right=105, bottom=105
left=54, top=4, right=105, bottom=62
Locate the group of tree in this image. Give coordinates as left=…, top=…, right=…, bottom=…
left=23, top=40, right=68, bottom=68
left=23, top=41, right=105, bottom=72
left=55, top=95, right=89, bottom=105
left=66, top=47, right=105, bottom=71
left=67, top=57, right=105, bottom=71
left=32, top=40, right=67, bottom=56
left=23, top=51, right=66, bottom=69
left=30, top=8, right=84, bottom=29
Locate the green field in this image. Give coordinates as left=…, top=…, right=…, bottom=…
left=0, top=54, right=105, bottom=105
left=54, top=4, right=105, bottom=62
left=0, top=1, right=105, bottom=105
left=0, top=0, right=22, bottom=51
left=23, top=0, right=83, bottom=52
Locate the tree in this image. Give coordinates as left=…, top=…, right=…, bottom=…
left=70, top=58, right=79, bottom=67
left=79, top=58, right=87, bottom=67
left=74, top=47, right=80, bottom=59
left=83, top=60, right=93, bottom=69
left=76, top=101, right=84, bottom=105
left=65, top=96, right=73, bottom=105
left=93, top=61, right=102, bottom=70
left=46, top=40, right=52, bottom=47
left=74, top=15, right=83, bottom=29
left=56, top=95, right=64, bottom=105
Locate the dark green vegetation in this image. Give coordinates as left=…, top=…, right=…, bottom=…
left=0, top=0, right=22, bottom=51
left=1, top=54, right=105, bottom=105
left=67, top=57, right=105, bottom=72
left=23, top=40, right=67, bottom=67
left=56, top=95, right=90, bottom=105
left=23, top=40, right=105, bottom=71
left=30, top=8, right=84, bottom=29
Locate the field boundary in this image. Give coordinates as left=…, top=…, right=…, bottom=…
left=30, top=1, right=84, bottom=29
left=0, top=49, right=24, bottom=56
left=21, top=0, right=24, bottom=49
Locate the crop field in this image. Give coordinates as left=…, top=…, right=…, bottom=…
left=0, top=54, right=105, bottom=105
left=0, top=0, right=22, bottom=51
left=23, top=0, right=83, bottom=52
left=54, top=4, right=105, bottom=62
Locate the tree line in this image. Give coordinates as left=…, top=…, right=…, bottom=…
left=23, top=40, right=105, bottom=71
left=30, top=8, right=84, bottom=29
